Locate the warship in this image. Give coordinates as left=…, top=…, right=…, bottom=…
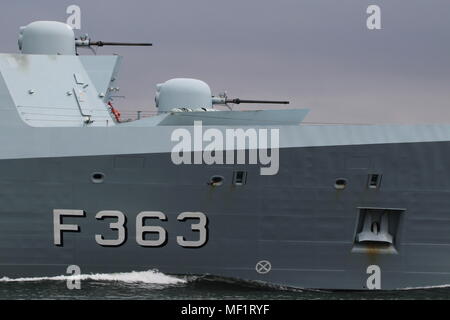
left=0, top=20, right=449, bottom=290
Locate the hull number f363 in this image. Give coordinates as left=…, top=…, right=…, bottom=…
left=53, top=209, right=208, bottom=248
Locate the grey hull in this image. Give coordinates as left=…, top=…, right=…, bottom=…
left=4, top=23, right=450, bottom=291
left=1, top=141, right=450, bottom=290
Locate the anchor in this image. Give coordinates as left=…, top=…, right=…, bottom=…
left=357, top=212, right=393, bottom=244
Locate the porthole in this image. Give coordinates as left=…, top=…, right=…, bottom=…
left=334, top=178, right=347, bottom=190
left=208, top=175, right=224, bottom=187
left=91, top=172, right=105, bottom=184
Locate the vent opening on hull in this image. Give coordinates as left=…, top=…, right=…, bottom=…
left=368, top=174, right=382, bottom=189
left=352, top=207, right=404, bottom=254
left=233, top=171, right=247, bottom=186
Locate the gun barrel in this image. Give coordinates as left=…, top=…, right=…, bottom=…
left=225, top=99, right=289, bottom=105
left=89, top=41, right=153, bottom=47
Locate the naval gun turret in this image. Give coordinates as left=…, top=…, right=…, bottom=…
left=18, top=21, right=152, bottom=55
left=155, top=78, right=289, bottom=114
left=18, top=21, right=76, bottom=55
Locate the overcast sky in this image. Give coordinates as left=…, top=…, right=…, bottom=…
left=1, top=0, right=450, bottom=123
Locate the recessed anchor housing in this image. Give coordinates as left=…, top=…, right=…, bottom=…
left=352, top=207, right=404, bottom=254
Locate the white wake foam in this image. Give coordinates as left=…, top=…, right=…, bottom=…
left=0, top=269, right=186, bottom=284
left=401, top=284, right=450, bottom=290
